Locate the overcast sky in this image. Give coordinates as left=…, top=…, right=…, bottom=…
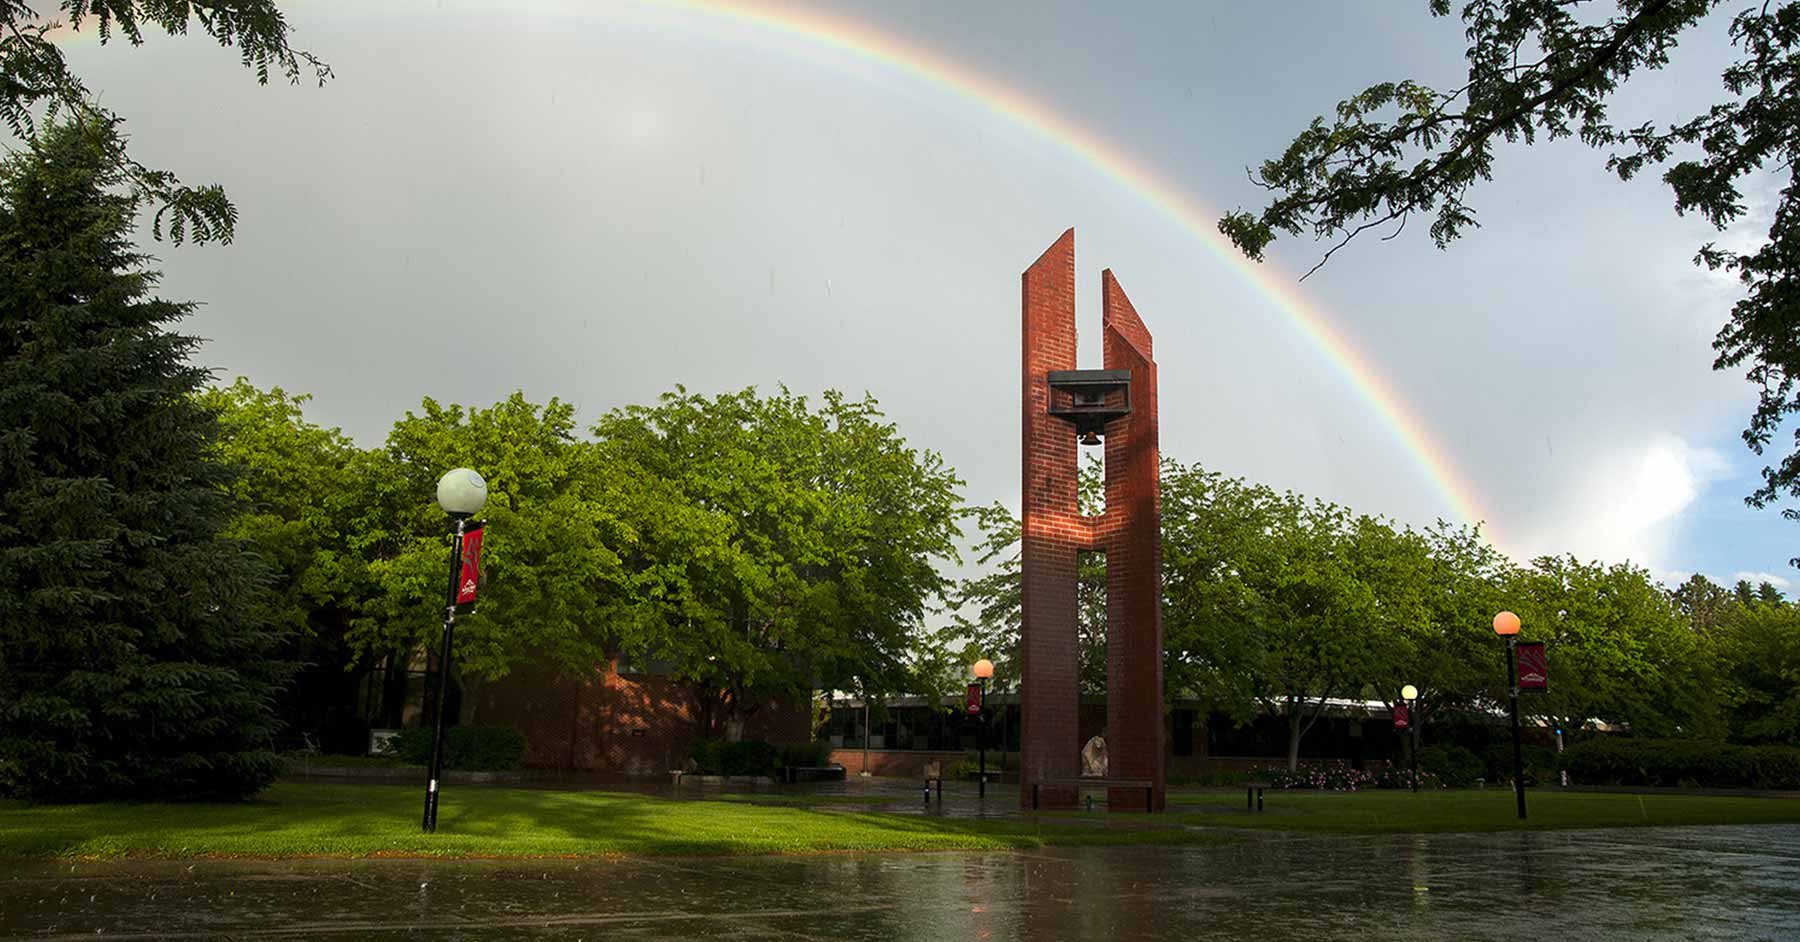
left=39, top=0, right=1797, bottom=589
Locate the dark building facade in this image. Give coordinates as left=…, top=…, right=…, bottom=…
left=470, top=658, right=812, bottom=775
left=822, top=694, right=1411, bottom=780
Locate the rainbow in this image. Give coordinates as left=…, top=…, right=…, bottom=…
left=648, top=0, right=1501, bottom=546
left=43, top=0, right=1503, bottom=546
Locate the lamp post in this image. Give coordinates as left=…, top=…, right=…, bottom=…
left=1400, top=684, right=1419, bottom=794
left=421, top=468, right=486, bottom=834
left=1494, top=610, right=1527, bottom=821
left=973, top=659, right=994, bottom=799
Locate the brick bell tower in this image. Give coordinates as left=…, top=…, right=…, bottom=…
left=1018, top=229, right=1164, bottom=812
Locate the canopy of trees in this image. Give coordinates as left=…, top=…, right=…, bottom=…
left=206, top=383, right=967, bottom=745
left=946, top=457, right=1792, bottom=769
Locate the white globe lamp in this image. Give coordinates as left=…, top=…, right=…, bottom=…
left=436, top=468, right=487, bottom=517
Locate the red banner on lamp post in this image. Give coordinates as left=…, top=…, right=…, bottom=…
left=455, top=523, right=484, bottom=610
left=1516, top=641, right=1547, bottom=692
left=1392, top=700, right=1410, bottom=730
left=965, top=684, right=983, bottom=715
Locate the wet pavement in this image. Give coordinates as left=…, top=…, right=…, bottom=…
left=3, top=825, right=1796, bottom=940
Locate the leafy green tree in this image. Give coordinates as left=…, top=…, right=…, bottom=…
left=0, top=119, right=287, bottom=800
left=1672, top=573, right=1735, bottom=635
left=1250, top=499, right=1413, bottom=769
left=593, top=387, right=964, bottom=740
left=1221, top=1, right=1800, bottom=533
left=201, top=380, right=372, bottom=643
left=1388, top=521, right=1510, bottom=736
left=200, top=379, right=381, bottom=751
left=2, top=1, right=330, bottom=243
left=1709, top=596, right=1800, bottom=742
left=1341, top=513, right=1436, bottom=722
left=1159, top=462, right=1277, bottom=723
left=1075, top=456, right=1109, bottom=694
left=1503, top=556, right=1719, bottom=739
left=943, top=501, right=1024, bottom=691
left=943, top=455, right=1111, bottom=697
left=897, top=622, right=972, bottom=710
left=349, top=393, right=638, bottom=684
left=1161, top=464, right=1414, bottom=768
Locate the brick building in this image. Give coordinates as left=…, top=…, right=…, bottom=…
left=821, top=694, right=1409, bottom=780
left=468, top=657, right=811, bottom=775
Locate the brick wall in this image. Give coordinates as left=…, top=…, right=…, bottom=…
left=1020, top=229, right=1085, bottom=810
left=1100, top=269, right=1164, bottom=811
left=828, top=749, right=969, bottom=778
left=473, top=658, right=811, bottom=776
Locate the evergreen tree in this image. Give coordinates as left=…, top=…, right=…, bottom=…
left=0, top=118, right=288, bottom=801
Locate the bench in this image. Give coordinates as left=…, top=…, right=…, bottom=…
left=1032, top=778, right=1158, bottom=813
left=1245, top=780, right=1271, bottom=812
left=923, top=761, right=945, bottom=802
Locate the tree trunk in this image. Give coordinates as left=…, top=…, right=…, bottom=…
left=724, top=713, right=746, bottom=743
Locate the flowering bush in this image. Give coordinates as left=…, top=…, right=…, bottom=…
left=1251, top=765, right=1441, bottom=791
left=1371, top=766, right=1440, bottom=790
left=1253, top=766, right=1377, bottom=791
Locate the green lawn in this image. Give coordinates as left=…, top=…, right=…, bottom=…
left=1163, top=787, right=1800, bottom=833
left=8, top=784, right=1795, bottom=861
left=706, top=791, right=890, bottom=807
left=0, top=782, right=1219, bottom=860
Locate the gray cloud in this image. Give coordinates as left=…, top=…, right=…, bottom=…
left=35, top=0, right=1788, bottom=577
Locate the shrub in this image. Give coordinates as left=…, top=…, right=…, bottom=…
left=775, top=742, right=834, bottom=769
left=1748, top=745, right=1800, bottom=789
left=1371, top=766, right=1440, bottom=790
left=1560, top=738, right=1800, bottom=790
left=689, top=739, right=780, bottom=776
left=1253, top=765, right=1378, bottom=791
left=1481, top=742, right=1557, bottom=787
left=387, top=726, right=526, bottom=772
left=1169, top=770, right=1250, bottom=787
left=1416, top=744, right=1483, bottom=787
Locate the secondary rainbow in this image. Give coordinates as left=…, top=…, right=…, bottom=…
left=652, top=0, right=1501, bottom=544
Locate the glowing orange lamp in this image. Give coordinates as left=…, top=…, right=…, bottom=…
left=1493, top=609, right=1526, bottom=820
left=971, top=659, right=994, bottom=798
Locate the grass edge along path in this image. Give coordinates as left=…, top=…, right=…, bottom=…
left=0, top=782, right=1221, bottom=861
left=1161, top=788, right=1800, bottom=834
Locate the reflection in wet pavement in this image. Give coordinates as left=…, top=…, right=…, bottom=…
left=3, top=825, right=1795, bottom=940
